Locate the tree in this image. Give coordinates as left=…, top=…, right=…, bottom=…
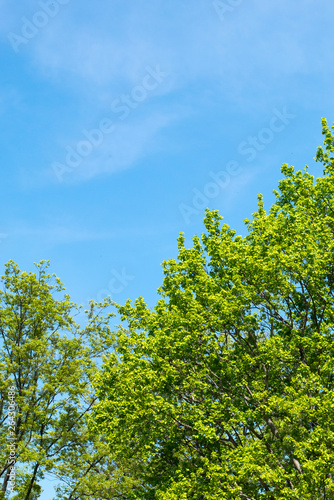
left=92, top=118, right=334, bottom=499
left=0, top=261, right=139, bottom=499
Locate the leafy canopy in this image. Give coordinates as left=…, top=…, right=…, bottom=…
left=0, top=261, right=139, bottom=500
left=92, top=118, right=334, bottom=499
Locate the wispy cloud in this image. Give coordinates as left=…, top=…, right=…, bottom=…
left=23, top=1, right=326, bottom=90
left=5, top=1, right=334, bottom=192
left=19, top=107, right=179, bottom=189
left=4, top=1, right=333, bottom=94
left=10, top=220, right=177, bottom=246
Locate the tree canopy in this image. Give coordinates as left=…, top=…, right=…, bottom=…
left=91, top=118, right=334, bottom=499
left=0, top=261, right=138, bottom=499
left=2, top=118, right=334, bottom=499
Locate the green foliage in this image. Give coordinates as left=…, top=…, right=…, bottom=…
left=92, top=119, right=334, bottom=499
left=0, top=262, right=137, bottom=499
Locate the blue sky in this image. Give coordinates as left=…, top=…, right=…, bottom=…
left=1, top=1, right=334, bottom=496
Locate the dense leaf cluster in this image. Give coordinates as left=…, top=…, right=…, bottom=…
left=0, top=263, right=138, bottom=499
left=92, top=119, right=334, bottom=499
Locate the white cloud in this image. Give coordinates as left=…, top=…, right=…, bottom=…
left=19, top=107, right=182, bottom=188
left=10, top=220, right=176, bottom=246
left=6, top=0, right=334, bottom=187
left=66, top=111, right=178, bottom=182
left=4, top=1, right=334, bottom=93
left=29, top=2, right=324, bottom=83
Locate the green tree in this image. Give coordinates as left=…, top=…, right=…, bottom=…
left=0, top=261, right=139, bottom=499
left=92, top=118, right=334, bottom=499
